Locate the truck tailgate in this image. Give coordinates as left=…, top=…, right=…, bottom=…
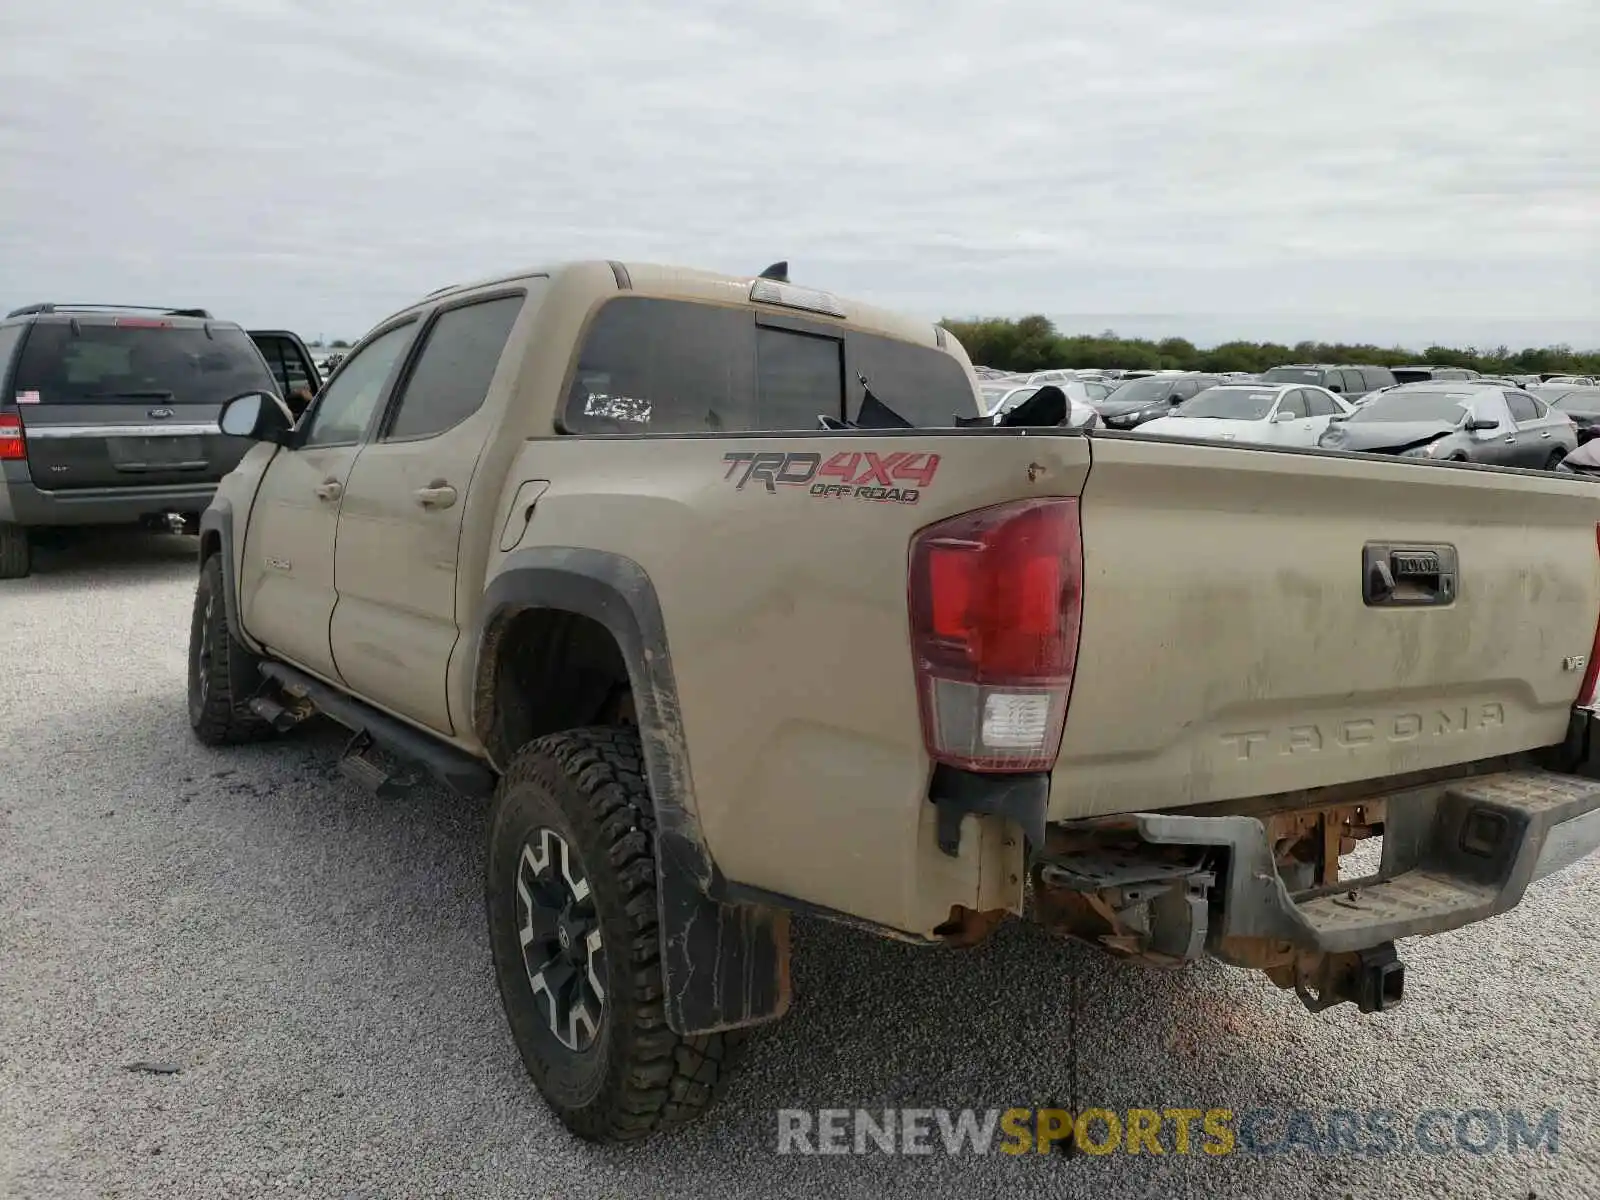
left=1054, top=435, right=1600, bottom=818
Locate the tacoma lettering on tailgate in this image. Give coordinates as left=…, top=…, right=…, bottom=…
left=1221, top=704, right=1507, bottom=760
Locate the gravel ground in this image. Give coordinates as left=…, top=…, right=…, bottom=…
left=1, top=534, right=1597, bottom=1200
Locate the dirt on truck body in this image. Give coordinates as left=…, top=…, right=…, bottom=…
left=189, top=259, right=1600, bottom=1142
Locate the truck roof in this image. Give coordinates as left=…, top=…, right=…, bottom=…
left=377, top=260, right=948, bottom=353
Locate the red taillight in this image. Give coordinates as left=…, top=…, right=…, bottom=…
left=908, top=497, right=1083, bottom=771
left=1578, top=523, right=1600, bottom=710
left=0, top=414, right=24, bottom=461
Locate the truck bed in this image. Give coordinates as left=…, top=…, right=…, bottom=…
left=498, top=426, right=1600, bottom=932
left=1054, top=433, right=1600, bottom=818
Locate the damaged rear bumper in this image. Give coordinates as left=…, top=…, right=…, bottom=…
left=1044, top=769, right=1600, bottom=955
left=1026, top=763, right=1600, bottom=1011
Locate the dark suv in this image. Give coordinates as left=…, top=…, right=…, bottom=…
left=0, top=304, right=319, bottom=578
left=1094, top=372, right=1224, bottom=428
left=1390, top=365, right=1479, bottom=385
left=1259, top=363, right=1397, bottom=400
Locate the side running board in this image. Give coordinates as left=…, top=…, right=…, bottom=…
left=257, top=661, right=497, bottom=799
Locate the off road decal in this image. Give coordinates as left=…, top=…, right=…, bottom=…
left=721, top=450, right=939, bottom=504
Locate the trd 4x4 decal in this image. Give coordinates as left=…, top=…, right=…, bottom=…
left=721, top=451, right=940, bottom=504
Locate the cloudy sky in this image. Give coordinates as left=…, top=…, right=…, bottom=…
left=1, top=0, right=1595, bottom=348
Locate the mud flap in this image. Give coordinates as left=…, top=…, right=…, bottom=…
left=657, top=831, right=791, bottom=1035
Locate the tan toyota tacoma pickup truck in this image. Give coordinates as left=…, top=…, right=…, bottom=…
left=189, top=260, right=1600, bottom=1143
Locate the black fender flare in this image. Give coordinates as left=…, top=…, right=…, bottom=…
left=476, top=547, right=790, bottom=1036
left=198, top=500, right=250, bottom=648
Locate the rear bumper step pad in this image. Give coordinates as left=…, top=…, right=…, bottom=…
left=1080, top=769, right=1600, bottom=953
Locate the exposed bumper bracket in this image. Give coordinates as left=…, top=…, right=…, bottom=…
left=928, top=766, right=1049, bottom=859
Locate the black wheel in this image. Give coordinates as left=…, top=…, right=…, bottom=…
left=1545, top=450, right=1567, bottom=471
left=487, top=727, right=741, bottom=1142
left=0, top=522, right=30, bottom=579
left=188, top=555, right=271, bottom=745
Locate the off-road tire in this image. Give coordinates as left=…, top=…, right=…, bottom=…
left=487, top=727, right=741, bottom=1142
left=0, top=522, right=30, bottom=579
left=188, top=554, right=271, bottom=745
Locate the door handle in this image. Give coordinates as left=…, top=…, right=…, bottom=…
left=415, top=482, right=458, bottom=509
left=1503, top=436, right=1517, bottom=444
left=1540, top=431, right=1552, bottom=439
left=314, top=479, right=343, bottom=501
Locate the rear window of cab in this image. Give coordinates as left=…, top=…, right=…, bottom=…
left=561, top=297, right=977, bottom=433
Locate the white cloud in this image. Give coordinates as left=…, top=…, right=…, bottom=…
left=0, top=0, right=1595, bottom=346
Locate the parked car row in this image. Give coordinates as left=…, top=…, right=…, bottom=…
left=973, top=359, right=1594, bottom=475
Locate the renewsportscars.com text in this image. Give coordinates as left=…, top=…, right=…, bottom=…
left=775, top=1107, right=1561, bottom=1158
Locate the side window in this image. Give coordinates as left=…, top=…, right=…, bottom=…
left=1277, top=390, right=1309, bottom=418
left=1504, top=391, right=1539, bottom=423
left=1171, top=378, right=1202, bottom=401
left=384, top=295, right=525, bottom=441
left=1361, top=365, right=1396, bottom=390
left=1340, top=369, right=1365, bottom=393
left=755, top=326, right=843, bottom=428
left=1303, top=388, right=1338, bottom=417
left=301, top=322, right=416, bottom=447
left=0, top=323, right=26, bottom=389
left=565, top=298, right=755, bottom=434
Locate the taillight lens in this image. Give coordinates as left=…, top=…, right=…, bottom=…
left=908, top=497, right=1084, bottom=771
left=0, top=414, right=24, bottom=461
left=1577, top=524, right=1600, bottom=709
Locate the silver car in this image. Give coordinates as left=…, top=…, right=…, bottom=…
left=1318, top=385, right=1577, bottom=469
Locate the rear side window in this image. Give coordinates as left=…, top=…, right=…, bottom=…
left=0, top=324, right=25, bottom=390
left=384, top=295, right=525, bottom=440
left=564, top=297, right=975, bottom=433
left=1339, top=369, right=1365, bottom=393
left=1360, top=365, right=1396, bottom=390
left=1504, top=392, right=1540, bottom=423
left=1304, top=388, right=1339, bottom=416
left=12, top=322, right=275, bottom=405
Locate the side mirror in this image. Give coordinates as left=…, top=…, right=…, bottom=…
left=1272, top=410, right=1298, bottom=423
left=219, top=390, right=295, bottom=444
left=1466, top=418, right=1499, bottom=433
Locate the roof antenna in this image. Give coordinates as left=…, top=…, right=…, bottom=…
left=758, top=261, right=789, bottom=283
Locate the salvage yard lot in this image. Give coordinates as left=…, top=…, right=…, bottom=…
left=1, top=536, right=1597, bottom=1200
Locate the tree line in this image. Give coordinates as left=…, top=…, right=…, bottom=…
left=941, top=315, right=1600, bottom=376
